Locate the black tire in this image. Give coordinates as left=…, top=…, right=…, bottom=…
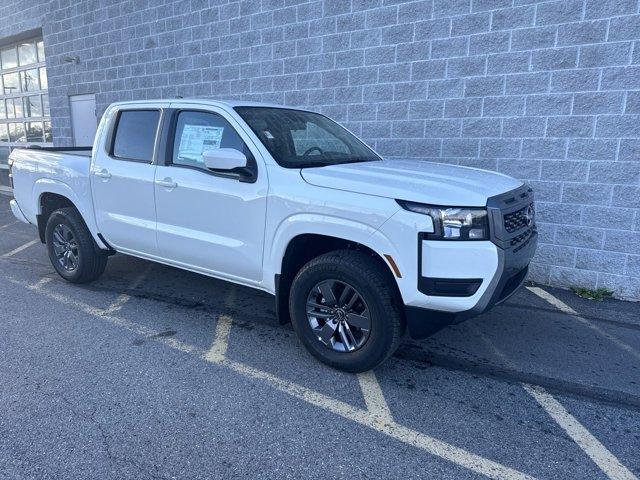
left=289, top=250, right=405, bottom=373
left=45, top=207, right=108, bottom=283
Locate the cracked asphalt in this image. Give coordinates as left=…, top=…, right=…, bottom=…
left=1, top=197, right=639, bottom=480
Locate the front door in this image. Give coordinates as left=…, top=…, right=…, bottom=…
left=154, top=106, right=267, bottom=283
left=91, top=107, right=162, bottom=255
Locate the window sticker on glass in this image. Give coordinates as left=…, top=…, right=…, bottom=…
left=178, top=124, right=224, bottom=161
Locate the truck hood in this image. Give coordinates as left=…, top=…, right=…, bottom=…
left=300, top=159, right=523, bottom=207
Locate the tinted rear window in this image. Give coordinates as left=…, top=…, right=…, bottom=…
left=112, top=110, right=160, bottom=162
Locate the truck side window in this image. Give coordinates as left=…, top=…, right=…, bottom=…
left=112, top=110, right=160, bottom=162
left=172, top=110, right=248, bottom=169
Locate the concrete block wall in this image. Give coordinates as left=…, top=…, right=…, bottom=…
left=2, top=0, right=640, bottom=299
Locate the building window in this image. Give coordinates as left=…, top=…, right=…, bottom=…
left=0, top=37, right=49, bottom=192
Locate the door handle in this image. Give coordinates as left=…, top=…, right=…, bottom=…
left=93, top=169, right=111, bottom=179
left=156, top=178, right=177, bottom=189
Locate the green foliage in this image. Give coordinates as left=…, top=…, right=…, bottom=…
left=571, top=287, right=614, bottom=301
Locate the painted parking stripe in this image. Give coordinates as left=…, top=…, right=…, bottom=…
left=473, top=326, right=638, bottom=480
left=102, top=265, right=151, bottom=315
left=13, top=275, right=534, bottom=480
left=524, top=385, right=637, bottom=480
left=527, top=286, right=640, bottom=362
left=358, top=371, right=394, bottom=423
left=204, top=314, right=233, bottom=363
left=1, top=239, right=39, bottom=258
left=0, top=221, right=18, bottom=230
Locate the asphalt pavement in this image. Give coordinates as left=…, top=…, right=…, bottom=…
left=0, top=196, right=639, bottom=480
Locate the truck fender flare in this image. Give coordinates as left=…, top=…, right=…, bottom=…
left=265, top=213, right=402, bottom=293
left=32, top=178, right=108, bottom=250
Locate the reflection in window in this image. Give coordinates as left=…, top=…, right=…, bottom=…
left=26, top=122, right=44, bottom=142
left=44, top=121, right=52, bottom=142
left=39, top=67, right=48, bottom=89
left=37, top=40, right=45, bottom=61
left=21, top=68, right=39, bottom=91
left=2, top=72, right=20, bottom=95
left=1, top=47, right=18, bottom=70
left=9, top=123, right=25, bottom=142
left=24, top=95, right=42, bottom=117
left=42, top=95, right=50, bottom=115
left=18, top=42, right=37, bottom=66
left=0, top=37, right=50, bottom=157
left=6, top=98, right=23, bottom=119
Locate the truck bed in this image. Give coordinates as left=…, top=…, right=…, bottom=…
left=8, top=146, right=95, bottom=227
left=23, top=146, right=93, bottom=157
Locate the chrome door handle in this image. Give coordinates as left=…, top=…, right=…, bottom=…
left=156, top=178, right=177, bottom=189
left=93, top=169, right=111, bottom=179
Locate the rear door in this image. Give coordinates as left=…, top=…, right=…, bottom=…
left=153, top=104, right=268, bottom=283
left=91, top=105, right=164, bottom=255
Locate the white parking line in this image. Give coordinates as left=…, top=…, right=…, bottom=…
left=358, top=371, right=394, bottom=423
left=0, top=221, right=18, bottom=230
left=204, top=314, right=233, bottom=363
left=1, top=239, right=39, bottom=258
left=102, top=265, right=151, bottom=315
left=523, top=385, right=638, bottom=480
left=13, top=275, right=534, bottom=480
left=473, top=325, right=638, bottom=480
left=527, top=286, right=640, bottom=362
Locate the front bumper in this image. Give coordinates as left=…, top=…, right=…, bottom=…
left=406, top=231, right=536, bottom=338
left=404, top=185, right=537, bottom=339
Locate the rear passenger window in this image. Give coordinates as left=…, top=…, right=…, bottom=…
left=112, top=110, right=160, bottom=162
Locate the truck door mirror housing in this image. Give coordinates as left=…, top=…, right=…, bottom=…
left=203, top=148, right=248, bottom=171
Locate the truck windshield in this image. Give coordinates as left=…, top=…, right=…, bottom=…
left=234, top=107, right=381, bottom=169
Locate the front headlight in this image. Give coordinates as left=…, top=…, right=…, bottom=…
left=397, top=200, right=489, bottom=240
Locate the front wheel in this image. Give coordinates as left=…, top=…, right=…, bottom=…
left=289, top=250, right=405, bottom=373
left=45, top=207, right=108, bottom=283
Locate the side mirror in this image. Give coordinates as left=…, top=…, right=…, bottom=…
left=202, top=148, right=247, bottom=171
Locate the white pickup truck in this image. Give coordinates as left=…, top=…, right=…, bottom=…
left=8, top=99, right=537, bottom=372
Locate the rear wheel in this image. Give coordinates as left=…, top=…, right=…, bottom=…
left=45, top=207, right=108, bottom=283
left=289, top=250, right=404, bottom=373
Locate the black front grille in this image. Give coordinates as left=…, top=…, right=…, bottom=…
left=503, top=203, right=533, bottom=233
left=510, top=226, right=536, bottom=253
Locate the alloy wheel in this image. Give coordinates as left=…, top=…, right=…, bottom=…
left=52, top=224, right=79, bottom=271
left=306, top=279, right=371, bottom=352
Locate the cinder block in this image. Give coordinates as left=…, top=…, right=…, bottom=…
left=550, top=69, right=600, bottom=92
left=557, top=20, right=607, bottom=46
left=584, top=0, right=637, bottom=19
left=491, top=6, right=534, bottom=31
left=525, top=94, right=572, bottom=116
left=595, top=115, right=640, bottom=138
left=608, top=15, right=640, bottom=41
left=462, top=118, right=502, bottom=137
left=444, top=98, right=483, bottom=117
left=547, top=116, right=594, bottom=138
left=505, top=72, right=550, bottom=94
left=480, top=138, right=521, bottom=157
left=469, top=31, right=510, bottom=55
left=464, top=75, right=504, bottom=96
left=483, top=95, right=526, bottom=117
left=573, top=92, right=625, bottom=115
left=536, top=0, right=584, bottom=26
left=511, top=26, right=557, bottom=51
left=531, top=48, right=578, bottom=71
left=578, top=42, right=633, bottom=68
left=451, top=12, right=490, bottom=36
left=447, top=56, right=486, bottom=78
